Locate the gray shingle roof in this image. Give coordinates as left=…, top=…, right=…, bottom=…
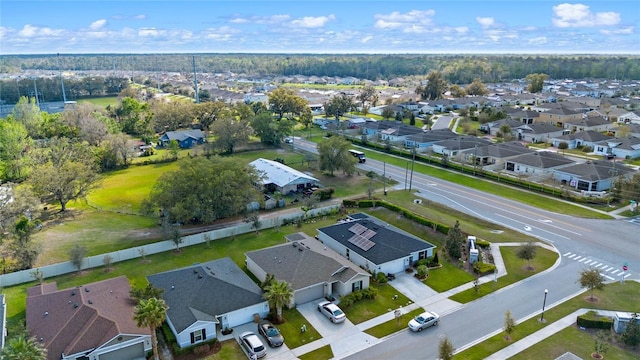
left=246, top=233, right=369, bottom=291
left=475, top=141, right=534, bottom=158
left=509, top=151, right=574, bottom=169
left=317, top=213, right=435, bottom=265
left=554, top=160, right=634, bottom=181
left=147, top=257, right=264, bottom=333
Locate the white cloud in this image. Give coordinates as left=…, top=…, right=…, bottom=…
left=290, top=15, right=335, bottom=28
left=230, top=14, right=290, bottom=25
left=600, top=27, right=634, bottom=35
left=202, top=26, right=239, bottom=41
left=17, top=24, right=64, bottom=38
left=90, top=19, right=107, bottom=30
left=528, top=37, right=548, bottom=45
left=552, top=3, right=620, bottom=28
left=476, top=17, right=495, bottom=28
left=133, top=14, right=145, bottom=20
left=139, top=28, right=161, bottom=37
left=374, top=10, right=435, bottom=30
left=361, top=35, right=373, bottom=43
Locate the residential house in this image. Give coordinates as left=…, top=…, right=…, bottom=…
left=564, top=115, right=616, bottom=133
left=536, top=107, right=584, bottom=127
left=553, top=160, right=635, bottom=192
left=246, top=233, right=371, bottom=306
left=147, top=258, right=269, bottom=349
left=617, top=111, right=640, bottom=125
left=431, top=137, right=492, bottom=159
left=363, top=121, right=422, bottom=143
left=508, top=110, right=539, bottom=125
left=250, top=158, right=319, bottom=195
left=516, top=123, right=569, bottom=143
left=480, top=119, right=523, bottom=136
left=404, top=129, right=459, bottom=151
left=551, top=130, right=613, bottom=150
left=589, top=107, right=632, bottom=123
left=592, top=137, right=640, bottom=160
left=316, top=213, right=436, bottom=275
left=473, top=141, right=535, bottom=169
left=26, top=276, right=152, bottom=360
left=159, top=129, right=205, bottom=149
left=504, top=151, right=575, bottom=178
left=347, top=117, right=369, bottom=129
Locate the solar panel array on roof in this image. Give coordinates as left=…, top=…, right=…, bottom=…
left=348, top=223, right=368, bottom=235
left=348, top=234, right=375, bottom=251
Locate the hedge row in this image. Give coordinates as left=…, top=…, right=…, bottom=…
left=343, top=199, right=451, bottom=234
left=339, top=287, right=378, bottom=308
left=473, top=261, right=497, bottom=275
left=160, top=323, right=218, bottom=356
left=577, top=311, right=613, bottom=330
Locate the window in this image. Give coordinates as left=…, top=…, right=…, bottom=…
left=191, top=329, right=206, bottom=343
left=352, top=281, right=362, bottom=292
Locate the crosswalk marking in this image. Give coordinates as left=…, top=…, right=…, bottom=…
left=568, top=254, right=577, bottom=259
left=563, top=251, right=572, bottom=256
left=611, top=270, right=620, bottom=275
left=579, top=258, right=588, bottom=263
left=563, top=253, right=631, bottom=279
left=574, top=256, right=583, bottom=261
left=583, top=260, right=593, bottom=265
left=601, top=273, right=615, bottom=281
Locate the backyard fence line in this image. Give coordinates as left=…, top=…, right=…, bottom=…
left=0, top=204, right=341, bottom=288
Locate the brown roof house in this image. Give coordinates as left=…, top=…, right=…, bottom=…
left=246, top=233, right=371, bottom=306
left=26, top=276, right=152, bottom=360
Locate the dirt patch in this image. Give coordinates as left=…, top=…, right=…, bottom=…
left=583, top=295, right=601, bottom=303
left=521, top=265, right=536, bottom=272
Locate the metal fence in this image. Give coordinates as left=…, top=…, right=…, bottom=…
left=0, top=204, right=340, bottom=287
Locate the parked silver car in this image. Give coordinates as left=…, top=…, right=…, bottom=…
left=239, top=331, right=267, bottom=358
left=408, top=311, right=440, bottom=332
left=317, top=300, right=346, bottom=323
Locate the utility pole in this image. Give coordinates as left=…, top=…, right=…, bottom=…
left=383, top=162, right=387, bottom=195
left=57, top=53, right=67, bottom=102
left=409, top=146, right=416, bottom=191
left=192, top=55, right=199, bottom=104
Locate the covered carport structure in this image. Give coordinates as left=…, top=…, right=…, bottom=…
left=249, top=158, right=319, bottom=195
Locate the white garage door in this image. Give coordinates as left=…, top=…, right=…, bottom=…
left=295, top=285, right=324, bottom=305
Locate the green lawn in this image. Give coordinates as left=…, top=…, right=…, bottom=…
left=364, top=308, right=424, bottom=338
left=342, top=282, right=413, bottom=324
left=511, top=326, right=639, bottom=360
left=422, top=258, right=475, bottom=292
left=78, top=96, right=119, bottom=107
left=454, top=281, right=640, bottom=359
left=449, top=246, right=558, bottom=303
left=298, top=345, right=333, bottom=360
left=275, top=307, right=322, bottom=349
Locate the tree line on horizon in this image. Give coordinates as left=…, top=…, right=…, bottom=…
left=2, top=53, right=639, bottom=83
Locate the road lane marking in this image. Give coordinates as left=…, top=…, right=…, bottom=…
left=563, top=251, right=572, bottom=256
left=568, top=254, right=577, bottom=259
left=583, top=260, right=593, bottom=265
left=492, top=213, right=572, bottom=240
left=578, top=258, right=587, bottom=263
left=574, top=256, right=583, bottom=261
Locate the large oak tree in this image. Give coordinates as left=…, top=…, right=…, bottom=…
left=144, top=156, right=262, bottom=224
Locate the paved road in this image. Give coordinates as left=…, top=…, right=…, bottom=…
left=292, top=139, right=639, bottom=359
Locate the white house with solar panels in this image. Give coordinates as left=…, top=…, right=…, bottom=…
left=249, top=158, right=320, bottom=195
left=317, top=213, right=437, bottom=275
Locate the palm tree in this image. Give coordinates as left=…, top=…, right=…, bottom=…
left=0, top=336, right=47, bottom=360
left=263, top=279, right=294, bottom=323
left=134, top=297, right=169, bottom=360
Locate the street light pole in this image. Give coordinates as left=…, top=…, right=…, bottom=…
left=540, top=289, right=548, bottom=322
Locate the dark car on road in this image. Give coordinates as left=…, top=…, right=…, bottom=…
left=258, top=319, right=284, bottom=347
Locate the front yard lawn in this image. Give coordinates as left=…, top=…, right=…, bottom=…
left=276, top=307, right=322, bottom=349
left=364, top=308, right=424, bottom=338
left=342, top=282, right=413, bottom=324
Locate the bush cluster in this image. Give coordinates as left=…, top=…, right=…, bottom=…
left=344, top=199, right=451, bottom=234
left=577, top=311, right=613, bottom=330
left=315, top=187, right=335, bottom=201
left=374, top=272, right=388, bottom=283
left=339, top=287, right=378, bottom=307
left=472, top=261, right=496, bottom=275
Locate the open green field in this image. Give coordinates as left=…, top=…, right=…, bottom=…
left=78, top=96, right=119, bottom=107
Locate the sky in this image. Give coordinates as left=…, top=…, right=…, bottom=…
left=1, top=0, right=639, bottom=55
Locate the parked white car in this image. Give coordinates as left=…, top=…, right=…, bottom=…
left=317, top=300, right=346, bottom=323
left=408, top=311, right=440, bottom=332
left=239, top=331, right=267, bottom=358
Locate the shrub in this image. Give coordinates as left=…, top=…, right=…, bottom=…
left=473, top=262, right=496, bottom=275
left=416, top=264, right=428, bottom=279
left=430, top=252, right=440, bottom=266
left=375, top=272, right=388, bottom=283
left=475, top=239, right=491, bottom=249
left=577, top=311, right=613, bottom=330
left=315, top=187, right=335, bottom=200
left=414, top=259, right=430, bottom=268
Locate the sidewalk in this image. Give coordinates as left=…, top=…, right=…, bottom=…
left=289, top=242, right=562, bottom=359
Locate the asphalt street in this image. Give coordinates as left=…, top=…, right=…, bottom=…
left=292, top=138, right=639, bottom=359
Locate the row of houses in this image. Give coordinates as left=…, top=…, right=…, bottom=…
left=26, top=213, right=435, bottom=359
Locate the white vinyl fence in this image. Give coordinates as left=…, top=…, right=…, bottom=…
left=0, top=204, right=340, bottom=287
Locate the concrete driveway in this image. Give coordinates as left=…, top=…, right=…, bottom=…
left=388, top=271, right=438, bottom=303
left=295, top=300, right=381, bottom=359
left=227, top=321, right=297, bottom=360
